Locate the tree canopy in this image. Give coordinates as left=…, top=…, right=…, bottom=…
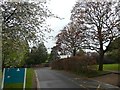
left=1, top=1, right=54, bottom=67
left=56, top=22, right=85, bottom=56
left=26, top=42, right=48, bottom=65
left=49, top=45, right=60, bottom=61
left=71, top=1, right=120, bottom=71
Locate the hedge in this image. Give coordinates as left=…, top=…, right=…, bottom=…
left=51, top=55, right=96, bottom=73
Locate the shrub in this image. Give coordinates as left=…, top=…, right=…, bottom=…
left=51, top=55, right=96, bottom=73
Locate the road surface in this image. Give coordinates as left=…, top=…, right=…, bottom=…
left=35, top=67, right=119, bottom=89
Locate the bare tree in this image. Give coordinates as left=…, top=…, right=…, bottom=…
left=56, top=22, right=85, bottom=56
left=71, top=1, right=120, bottom=71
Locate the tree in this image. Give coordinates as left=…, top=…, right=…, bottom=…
left=106, top=37, right=120, bottom=63
left=1, top=1, right=54, bottom=67
left=71, top=1, right=120, bottom=71
left=37, top=43, right=48, bottom=63
left=117, top=0, right=120, bottom=26
left=2, top=39, right=29, bottom=67
left=56, top=22, right=85, bottom=56
left=49, top=45, right=60, bottom=61
left=26, top=42, right=48, bottom=65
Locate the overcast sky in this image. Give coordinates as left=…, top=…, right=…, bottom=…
left=44, top=0, right=77, bottom=53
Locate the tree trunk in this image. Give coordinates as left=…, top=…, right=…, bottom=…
left=98, top=50, right=104, bottom=71
left=98, top=27, right=104, bottom=71
left=73, top=48, right=76, bottom=56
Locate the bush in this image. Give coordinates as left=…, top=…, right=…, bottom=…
left=51, top=55, right=96, bottom=73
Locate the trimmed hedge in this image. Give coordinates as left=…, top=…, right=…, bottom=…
left=51, top=55, right=96, bottom=73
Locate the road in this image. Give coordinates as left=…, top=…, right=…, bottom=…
left=35, top=67, right=120, bottom=89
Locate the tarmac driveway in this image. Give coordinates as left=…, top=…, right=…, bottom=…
left=35, top=67, right=119, bottom=90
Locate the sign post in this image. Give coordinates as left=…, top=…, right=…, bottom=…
left=23, top=68, right=27, bottom=90
left=1, top=68, right=27, bottom=89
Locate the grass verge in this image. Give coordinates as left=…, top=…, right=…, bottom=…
left=25, top=68, right=35, bottom=88
left=0, top=69, right=2, bottom=87
left=4, top=83, right=23, bottom=90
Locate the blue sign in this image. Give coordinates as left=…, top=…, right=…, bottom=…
left=4, top=68, right=25, bottom=84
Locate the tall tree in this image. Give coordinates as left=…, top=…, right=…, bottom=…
left=50, top=45, right=60, bottom=61
left=1, top=1, right=54, bottom=67
left=56, top=22, right=85, bottom=56
left=26, top=42, right=48, bottom=65
left=2, top=39, right=29, bottom=67
left=71, top=1, right=120, bottom=71
left=2, top=1, right=53, bottom=44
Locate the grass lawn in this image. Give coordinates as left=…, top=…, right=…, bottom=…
left=76, top=64, right=119, bottom=78
left=91, top=64, right=119, bottom=71
left=103, top=64, right=119, bottom=71
left=3, top=68, right=35, bottom=89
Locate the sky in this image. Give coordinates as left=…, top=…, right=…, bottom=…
left=44, top=0, right=77, bottom=53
